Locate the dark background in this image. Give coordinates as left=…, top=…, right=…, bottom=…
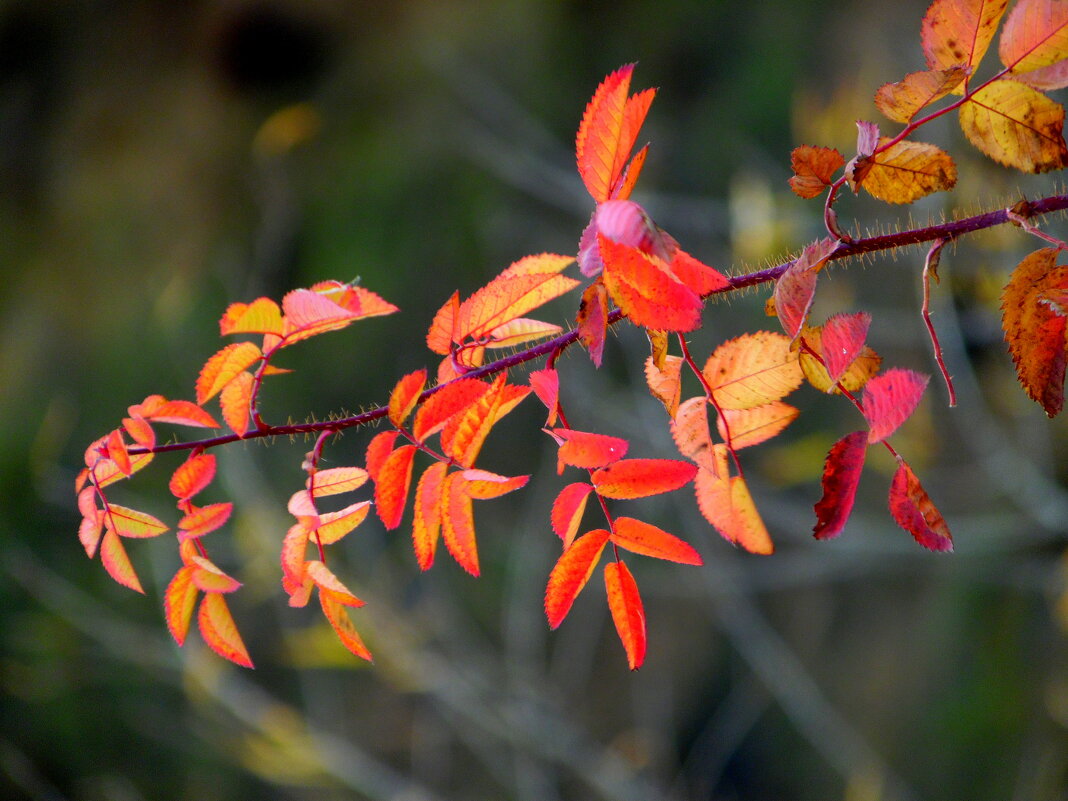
left=2, top=1, right=1067, bottom=799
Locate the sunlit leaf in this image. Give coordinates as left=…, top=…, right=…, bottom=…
left=426, top=291, right=460, bottom=355
left=365, top=430, right=401, bottom=483
left=443, top=375, right=523, bottom=467
left=610, top=517, right=702, bottom=565
left=219, top=297, right=284, bottom=336
left=577, top=281, right=610, bottom=367
left=412, top=461, right=448, bottom=570
left=441, top=470, right=479, bottom=576
left=615, top=144, right=649, bottom=201
left=544, top=528, right=610, bottom=629
left=280, top=524, right=310, bottom=599
left=1001, top=247, right=1068, bottom=415
left=196, top=343, right=263, bottom=405
left=374, top=444, right=417, bottom=530
left=959, top=80, right=1068, bottom=172
left=129, top=395, right=220, bottom=428
left=667, top=249, right=730, bottom=297
left=717, top=401, right=799, bottom=449
left=703, top=331, right=805, bottom=410
left=459, top=469, right=529, bottom=499
left=775, top=239, right=836, bottom=339
left=670, top=397, right=717, bottom=472
left=821, top=312, right=872, bottom=383
left=874, top=67, right=968, bottom=122
left=529, top=368, right=561, bottom=426
left=100, top=529, right=144, bottom=593
left=319, top=588, right=372, bottom=662
left=854, top=139, right=957, bottom=203
left=314, top=500, right=371, bottom=545
left=551, top=482, right=594, bottom=549
left=604, top=561, right=646, bottom=670
left=188, top=555, right=242, bottom=594
left=170, top=453, right=216, bottom=500
left=164, top=566, right=198, bottom=646
left=412, top=379, right=490, bottom=442
left=388, top=369, right=427, bottom=429
left=106, top=504, right=169, bottom=539
left=178, top=502, right=233, bottom=541
left=600, top=236, right=703, bottom=332
left=219, top=370, right=254, bottom=436
left=644, top=354, right=684, bottom=417
left=798, top=325, right=882, bottom=393
left=198, top=592, right=253, bottom=668
left=485, top=317, right=563, bottom=349
left=106, top=429, right=131, bottom=477
left=788, top=145, right=846, bottom=198
left=305, top=560, right=364, bottom=607
left=549, top=428, right=629, bottom=472
left=591, top=458, right=697, bottom=499
left=888, top=460, right=953, bottom=551
left=1000, top=0, right=1068, bottom=73
left=922, top=0, right=1008, bottom=78
left=813, top=431, right=868, bottom=540
left=121, top=416, right=155, bottom=448
left=694, top=469, right=774, bottom=554
left=862, top=368, right=929, bottom=443
left=307, top=466, right=370, bottom=498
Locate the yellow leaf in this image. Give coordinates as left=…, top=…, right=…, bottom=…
left=874, top=67, right=968, bottom=123
left=702, top=331, right=804, bottom=410
left=858, top=139, right=957, bottom=203
left=958, top=80, right=1068, bottom=172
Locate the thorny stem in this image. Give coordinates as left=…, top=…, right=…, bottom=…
left=921, top=239, right=956, bottom=407
left=125, top=192, right=1068, bottom=459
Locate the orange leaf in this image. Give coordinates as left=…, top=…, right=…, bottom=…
left=694, top=469, right=774, bottom=554
left=600, top=236, right=703, bottom=332
left=306, top=560, right=364, bottom=607
left=365, top=430, right=400, bottom=483
left=889, top=460, right=953, bottom=551
left=443, top=374, right=516, bottom=467
left=668, top=249, right=730, bottom=298
left=702, top=331, right=805, bottom=410
left=287, top=489, right=318, bottom=521
left=196, top=343, right=263, bottom=405
left=388, top=369, right=427, bottom=428
left=717, top=401, right=799, bottom=449
left=441, top=470, right=479, bottom=576
left=959, top=81, right=1068, bottom=172
left=591, top=458, right=697, bottom=499
left=313, top=500, right=371, bottom=544
left=550, top=428, right=629, bottom=472
left=106, top=429, right=132, bottom=477
left=122, top=416, right=155, bottom=447
left=1000, top=0, right=1068, bottom=73
left=129, top=395, right=220, bottom=428
left=319, top=588, right=372, bottom=661
left=788, top=145, right=846, bottom=198
left=169, top=453, right=216, bottom=500
left=280, top=523, right=311, bottom=597
left=374, top=444, right=417, bottom=530
left=813, top=430, right=868, bottom=540
left=426, top=291, right=460, bottom=355
left=106, top=504, right=169, bottom=538
left=460, top=469, right=529, bottom=499
left=544, top=528, right=610, bottom=629
left=412, top=461, right=448, bottom=570
left=644, top=354, right=683, bottom=417
left=604, top=561, right=646, bottom=670
left=670, top=397, right=717, bottom=472
left=100, top=529, right=144, bottom=593
left=412, top=379, right=490, bottom=442
left=219, top=297, right=284, bottom=336
left=861, top=368, right=929, bottom=443
left=307, top=466, right=370, bottom=497
left=615, top=143, right=649, bottom=201
left=178, top=502, right=233, bottom=541
left=454, top=255, right=578, bottom=342
left=856, top=139, right=957, bottom=204
left=220, top=370, right=254, bottom=436
left=485, top=318, right=563, bottom=348
left=1000, top=247, right=1068, bottom=415
left=279, top=284, right=396, bottom=345
left=922, top=0, right=1008, bottom=78
left=79, top=504, right=104, bottom=559
left=197, top=592, right=253, bottom=668
left=577, top=281, right=610, bottom=367
left=551, top=482, right=594, bottom=549
left=529, top=368, right=560, bottom=426
left=164, top=565, right=198, bottom=645
left=874, top=67, right=968, bottom=122
left=307, top=280, right=398, bottom=320
left=611, top=516, right=702, bottom=565
left=188, top=555, right=242, bottom=593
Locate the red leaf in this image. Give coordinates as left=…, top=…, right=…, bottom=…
left=600, top=236, right=703, bottom=332
left=412, top=461, right=448, bottom=570
left=374, top=444, right=417, bottom=530
left=604, top=561, right=646, bottom=670
left=549, top=428, right=629, bottom=472
left=529, top=368, right=561, bottom=426
left=412, top=378, right=490, bottom=442
left=441, top=470, right=479, bottom=576
left=459, top=469, right=529, bottom=499
left=774, top=238, right=836, bottom=339
left=164, top=565, right=198, bottom=646
left=197, top=592, right=254, bottom=668
left=365, top=430, right=401, bottom=483
left=577, top=281, right=610, bottom=367
left=889, top=460, right=953, bottom=551
left=813, top=431, right=868, bottom=540
left=821, top=312, right=871, bottom=383
left=169, top=453, right=216, bottom=500
left=544, top=528, right=610, bottom=629
left=426, top=291, right=460, bottom=355
left=389, top=369, right=427, bottom=429
left=106, top=429, right=131, bottom=477
left=861, top=368, right=929, bottom=443
left=129, top=395, right=220, bottom=428
left=610, top=516, right=702, bottom=565
left=551, top=482, right=594, bottom=549
left=591, top=458, right=697, bottom=499
left=668, top=249, right=730, bottom=297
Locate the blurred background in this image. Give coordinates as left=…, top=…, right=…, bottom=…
left=3, top=0, right=1068, bottom=799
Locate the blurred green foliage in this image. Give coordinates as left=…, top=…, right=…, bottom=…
left=2, top=1, right=1067, bottom=799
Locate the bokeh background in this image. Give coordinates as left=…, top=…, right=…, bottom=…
left=3, top=1, right=1068, bottom=799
